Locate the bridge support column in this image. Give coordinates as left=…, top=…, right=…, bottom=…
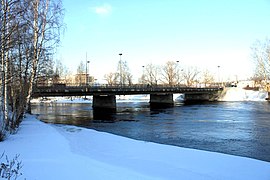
left=92, top=95, right=116, bottom=110
left=150, top=94, right=174, bottom=107
left=266, top=92, right=270, bottom=101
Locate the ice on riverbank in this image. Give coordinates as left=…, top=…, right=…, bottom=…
left=31, top=97, right=92, bottom=104
left=1, top=115, right=270, bottom=180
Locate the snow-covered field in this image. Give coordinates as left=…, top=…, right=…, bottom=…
left=1, top=114, right=270, bottom=180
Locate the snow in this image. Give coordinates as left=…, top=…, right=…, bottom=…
left=220, top=87, right=268, bottom=101
left=1, top=115, right=270, bottom=179
left=31, top=97, right=92, bottom=104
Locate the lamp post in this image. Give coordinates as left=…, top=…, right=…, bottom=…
left=176, top=60, right=179, bottom=85
left=119, top=53, right=122, bottom=86
left=217, top=65, right=220, bottom=87
left=142, top=65, right=145, bottom=84
left=86, top=60, right=90, bottom=85
left=85, top=53, right=90, bottom=86
left=84, top=53, right=90, bottom=99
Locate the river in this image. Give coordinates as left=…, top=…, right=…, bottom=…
left=31, top=88, right=270, bottom=162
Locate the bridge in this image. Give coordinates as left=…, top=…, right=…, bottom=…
left=33, top=84, right=224, bottom=109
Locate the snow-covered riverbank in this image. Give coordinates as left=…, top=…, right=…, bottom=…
left=1, top=115, right=270, bottom=180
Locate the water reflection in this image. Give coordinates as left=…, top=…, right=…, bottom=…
left=92, top=108, right=116, bottom=123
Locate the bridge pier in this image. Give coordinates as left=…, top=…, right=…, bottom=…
left=150, top=94, right=174, bottom=107
left=266, top=92, right=270, bottom=101
left=92, top=95, right=116, bottom=110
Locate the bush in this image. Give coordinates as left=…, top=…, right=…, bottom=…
left=0, top=152, right=23, bottom=180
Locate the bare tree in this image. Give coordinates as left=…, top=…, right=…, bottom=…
left=104, top=72, right=118, bottom=85
left=140, top=63, right=159, bottom=85
left=37, top=55, right=54, bottom=85
left=77, top=60, right=85, bottom=74
left=59, top=64, right=72, bottom=84
left=201, top=69, right=214, bottom=87
left=117, top=60, right=132, bottom=85
left=251, top=39, right=270, bottom=85
left=75, top=60, right=85, bottom=85
left=182, top=67, right=200, bottom=87
left=1, top=0, right=22, bottom=136
left=161, top=61, right=180, bottom=85
left=0, top=0, right=64, bottom=139
left=26, top=0, right=64, bottom=113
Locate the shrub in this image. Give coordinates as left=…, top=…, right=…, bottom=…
left=0, top=152, right=23, bottom=180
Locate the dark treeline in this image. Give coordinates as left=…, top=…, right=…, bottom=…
left=0, top=0, right=64, bottom=140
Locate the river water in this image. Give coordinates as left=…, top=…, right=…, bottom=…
left=31, top=88, right=270, bottom=162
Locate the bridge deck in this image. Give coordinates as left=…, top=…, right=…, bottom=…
left=32, top=84, right=223, bottom=97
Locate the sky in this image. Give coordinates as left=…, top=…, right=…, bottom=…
left=57, top=0, right=270, bottom=83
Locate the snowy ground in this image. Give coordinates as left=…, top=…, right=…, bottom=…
left=1, top=115, right=270, bottom=180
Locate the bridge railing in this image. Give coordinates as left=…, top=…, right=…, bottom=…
left=34, top=83, right=223, bottom=94
left=35, top=83, right=222, bottom=89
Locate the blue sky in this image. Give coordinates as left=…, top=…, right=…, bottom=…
left=58, top=0, right=270, bottom=82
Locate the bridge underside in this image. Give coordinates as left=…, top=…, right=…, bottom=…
left=92, top=94, right=175, bottom=109
left=91, top=92, right=221, bottom=109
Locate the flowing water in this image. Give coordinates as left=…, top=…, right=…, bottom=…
left=31, top=88, right=270, bottom=162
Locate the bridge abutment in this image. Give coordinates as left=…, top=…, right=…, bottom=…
left=150, top=94, right=174, bottom=107
left=92, top=95, right=116, bottom=110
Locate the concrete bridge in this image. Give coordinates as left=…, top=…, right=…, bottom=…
left=33, top=84, right=224, bottom=109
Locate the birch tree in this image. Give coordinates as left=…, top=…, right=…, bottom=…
left=0, top=0, right=64, bottom=140
left=25, top=0, right=64, bottom=113
left=0, top=0, right=20, bottom=137
left=117, top=60, right=132, bottom=85
left=251, top=39, right=270, bottom=85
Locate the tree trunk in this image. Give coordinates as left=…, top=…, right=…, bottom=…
left=1, top=0, right=8, bottom=134
left=26, top=0, right=39, bottom=113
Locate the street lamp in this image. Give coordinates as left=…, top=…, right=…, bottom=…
left=142, top=65, right=145, bottom=84
left=86, top=60, right=90, bottom=85
left=119, top=53, right=122, bottom=86
left=217, top=65, right=220, bottom=86
left=176, top=60, right=180, bottom=85
left=84, top=53, right=90, bottom=99
left=85, top=52, right=90, bottom=86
